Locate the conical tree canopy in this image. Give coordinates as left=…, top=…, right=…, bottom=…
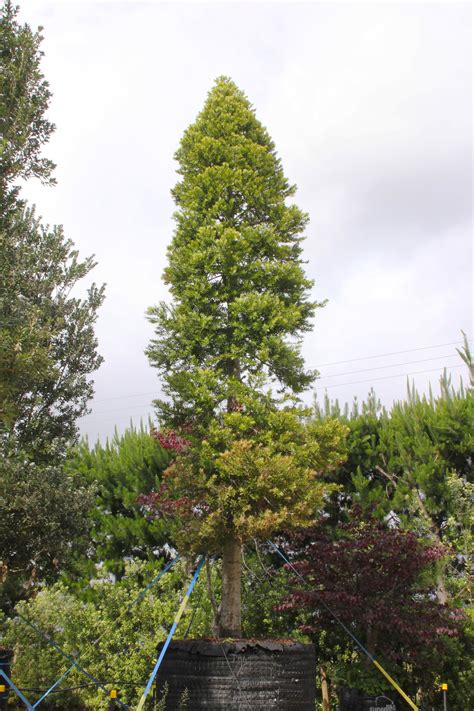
left=147, top=77, right=323, bottom=429
left=145, top=78, right=345, bottom=638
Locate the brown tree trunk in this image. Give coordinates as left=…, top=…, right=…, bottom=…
left=218, top=536, right=242, bottom=638
left=218, top=359, right=243, bottom=638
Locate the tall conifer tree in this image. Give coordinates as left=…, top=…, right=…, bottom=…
left=146, top=77, right=343, bottom=636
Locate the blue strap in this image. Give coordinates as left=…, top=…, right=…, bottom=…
left=32, top=665, right=75, bottom=708
left=0, top=668, right=34, bottom=710
left=125, top=555, right=180, bottom=612
left=137, top=555, right=205, bottom=710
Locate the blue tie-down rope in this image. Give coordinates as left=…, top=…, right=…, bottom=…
left=32, top=665, right=75, bottom=708
left=136, top=555, right=205, bottom=711
left=0, top=667, right=34, bottom=710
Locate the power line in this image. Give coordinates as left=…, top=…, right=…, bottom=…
left=92, top=389, right=160, bottom=404
left=81, top=405, right=156, bottom=419
left=314, top=364, right=465, bottom=391
left=318, top=353, right=459, bottom=379
left=311, top=339, right=468, bottom=368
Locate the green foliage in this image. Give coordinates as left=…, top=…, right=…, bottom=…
left=67, top=425, right=172, bottom=581
left=0, top=455, right=94, bottom=610
left=316, top=365, right=473, bottom=561
left=3, top=560, right=213, bottom=709
left=240, top=547, right=303, bottom=640
left=456, top=330, right=474, bottom=387
left=157, top=408, right=346, bottom=553
left=0, top=3, right=104, bottom=460
left=0, top=207, right=105, bottom=459
left=0, top=1, right=105, bottom=619
left=146, top=76, right=324, bottom=430
left=0, top=0, right=55, bottom=212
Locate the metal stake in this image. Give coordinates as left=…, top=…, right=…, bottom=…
left=108, top=689, right=118, bottom=710
left=441, top=683, right=448, bottom=711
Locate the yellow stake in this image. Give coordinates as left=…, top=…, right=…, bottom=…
left=372, top=660, right=418, bottom=711
left=441, top=683, right=448, bottom=691
left=110, top=689, right=118, bottom=699
left=0, top=685, right=5, bottom=693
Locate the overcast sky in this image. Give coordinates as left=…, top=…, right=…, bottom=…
left=18, top=0, right=472, bottom=444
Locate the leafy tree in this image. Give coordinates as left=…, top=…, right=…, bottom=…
left=67, top=424, right=172, bottom=583
left=146, top=76, right=346, bottom=636
left=277, top=509, right=463, bottom=707
left=0, top=0, right=55, bottom=215
left=0, top=456, right=94, bottom=610
left=0, top=1, right=105, bottom=458
left=0, top=1, right=104, bottom=613
left=0, top=207, right=105, bottom=460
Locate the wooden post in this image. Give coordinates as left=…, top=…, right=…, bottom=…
left=320, top=667, right=330, bottom=711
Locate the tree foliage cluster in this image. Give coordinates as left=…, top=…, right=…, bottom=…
left=0, top=0, right=103, bottom=608
left=140, top=410, right=345, bottom=554
left=0, top=208, right=104, bottom=458
left=66, top=424, right=171, bottom=584
left=276, top=510, right=464, bottom=703
left=0, top=0, right=55, bottom=213
left=0, top=456, right=93, bottom=611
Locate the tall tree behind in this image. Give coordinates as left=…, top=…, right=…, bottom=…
left=0, top=207, right=104, bottom=459
left=0, top=1, right=55, bottom=216
left=146, top=77, right=341, bottom=637
left=0, top=1, right=104, bottom=459
left=0, top=1, right=103, bottom=605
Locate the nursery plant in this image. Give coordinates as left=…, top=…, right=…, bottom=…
left=145, top=77, right=346, bottom=638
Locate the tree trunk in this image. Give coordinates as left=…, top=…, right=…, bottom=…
left=219, top=536, right=242, bottom=637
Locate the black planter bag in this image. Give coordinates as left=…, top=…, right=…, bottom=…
left=155, top=639, right=316, bottom=710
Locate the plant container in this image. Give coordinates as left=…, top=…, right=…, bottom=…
left=155, top=638, right=315, bottom=710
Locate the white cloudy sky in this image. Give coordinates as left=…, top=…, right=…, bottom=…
left=18, top=0, right=472, bottom=443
